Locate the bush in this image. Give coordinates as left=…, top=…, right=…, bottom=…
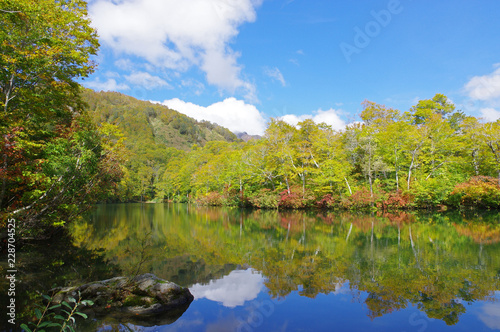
left=197, top=192, right=223, bottom=206
left=379, top=190, right=412, bottom=210
left=341, top=189, right=378, bottom=210
left=411, top=177, right=454, bottom=208
left=249, top=189, right=279, bottom=209
left=447, top=176, right=500, bottom=209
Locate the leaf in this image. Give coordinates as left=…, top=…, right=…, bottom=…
left=62, top=301, right=73, bottom=310
left=49, top=304, right=61, bottom=310
left=82, top=299, right=94, bottom=306
left=53, top=314, right=66, bottom=321
left=35, top=308, right=42, bottom=319
left=47, top=323, right=62, bottom=327
left=20, top=324, right=32, bottom=332
left=74, top=312, right=88, bottom=319
left=38, top=322, right=50, bottom=328
left=42, top=294, right=51, bottom=301
left=67, top=297, right=76, bottom=304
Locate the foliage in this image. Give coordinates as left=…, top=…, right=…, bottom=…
left=20, top=292, right=93, bottom=332
left=0, top=0, right=125, bottom=237
left=250, top=189, right=279, bottom=209
left=448, top=176, right=500, bottom=208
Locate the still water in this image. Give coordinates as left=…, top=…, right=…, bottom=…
left=8, top=204, right=500, bottom=331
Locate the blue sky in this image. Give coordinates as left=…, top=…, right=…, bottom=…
left=83, top=0, right=500, bottom=135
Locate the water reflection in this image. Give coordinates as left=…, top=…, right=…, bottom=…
left=478, top=294, right=500, bottom=330
left=68, top=203, right=500, bottom=330
left=191, top=269, right=264, bottom=308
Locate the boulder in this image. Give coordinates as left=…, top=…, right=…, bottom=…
left=50, top=273, right=194, bottom=326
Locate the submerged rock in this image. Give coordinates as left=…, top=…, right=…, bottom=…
left=50, top=273, right=194, bottom=326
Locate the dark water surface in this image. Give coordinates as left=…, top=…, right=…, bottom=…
left=4, top=203, right=500, bottom=331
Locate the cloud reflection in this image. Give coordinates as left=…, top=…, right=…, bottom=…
left=190, top=269, right=264, bottom=308
left=478, top=294, right=500, bottom=330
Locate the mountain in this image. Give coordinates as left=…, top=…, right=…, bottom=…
left=82, top=89, right=240, bottom=151
left=235, top=132, right=262, bottom=142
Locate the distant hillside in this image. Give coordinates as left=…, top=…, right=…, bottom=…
left=82, top=89, right=240, bottom=151
left=236, top=132, right=262, bottom=142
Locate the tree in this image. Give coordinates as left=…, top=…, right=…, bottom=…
left=0, top=0, right=109, bottom=236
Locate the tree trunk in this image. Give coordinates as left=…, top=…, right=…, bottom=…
left=394, top=147, right=399, bottom=191
left=344, top=177, right=352, bottom=195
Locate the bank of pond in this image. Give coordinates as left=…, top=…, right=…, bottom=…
left=2, top=203, right=499, bottom=331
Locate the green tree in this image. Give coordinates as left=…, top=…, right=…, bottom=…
left=0, top=0, right=112, bottom=235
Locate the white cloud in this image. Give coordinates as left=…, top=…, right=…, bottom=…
left=161, top=97, right=267, bottom=135
left=89, top=0, right=262, bottom=99
left=114, top=58, right=134, bottom=71
left=479, top=107, right=500, bottom=122
left=181, top=79, right=205, bottom=96
left=477, top=297, right=500, bottom=330
left=190, top=269, right=264, bottom=308
left=279, top=108, right=346, bottom=131
left=264, top=67, right=286, bottom=86
left=83, top=78, right=130, bottom=91
left=124, top=71, right=171, bottom=89
left=464, top=66, right=500, bottom=101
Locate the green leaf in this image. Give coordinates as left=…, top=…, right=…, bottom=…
left=49, top=304, right=61, bottom=310
left=62, top=301, right=73, bottom=310
left=53, top=314, right=66, bottom=321
left=35, top=308, right=42, bottom=319
left=47, top=323, right=62, bottom=327
left=38, top=322, right=50, bottom=328
left=42, top=294, right=51, bottom=301
left=81, top=299, right=94, bottom=306
left=20, top=324, right=32, bottom=332
left=74, top=312, right=88, bottom=319
left=67, top=296, right=76, bottom=303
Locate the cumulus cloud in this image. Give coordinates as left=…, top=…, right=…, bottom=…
left=464, top=66, right=500, bottom=101
left=479, top=107, right=500, bottom=122
left=161, top=97, right=267, bottom=135
left=124, top=71, right=171, bottom=89
left=84, top=78, right=130, bottom=91
left=477, top=297, right=500, bottom=330
left=190, top=269, right=264, bottom=308
left=89, top=0, right=262, bottom=99
left=264, top=67, right=286, bottom=86
left=279, top=108, right=346, bottom=131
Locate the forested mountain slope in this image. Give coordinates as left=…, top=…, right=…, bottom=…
left=82, top=89, right=239, bottom=151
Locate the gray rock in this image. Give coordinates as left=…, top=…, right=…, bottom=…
left=49, top=274, right=194, bottom=326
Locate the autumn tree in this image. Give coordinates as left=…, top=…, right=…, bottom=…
left=0, top=0, right=121, bottom=236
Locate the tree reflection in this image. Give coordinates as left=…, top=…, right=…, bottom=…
left=71, top=204, right=500, bottom=325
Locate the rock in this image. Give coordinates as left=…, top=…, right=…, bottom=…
left=49, top=274, right=194, bottom=326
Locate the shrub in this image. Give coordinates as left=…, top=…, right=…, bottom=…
left=411, top=177, right=455, bottom=208
left=447, top=176, right=500, bottom=209
left=197, top=192, right=223, bottom=206
left=249, top=189, right=279, bottom=209
left=379, top=190, right=412, bottom=210
left=341, top=189, right=378, bottom=210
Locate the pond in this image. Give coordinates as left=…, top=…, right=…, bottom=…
left=3, top=203, right=500, bottom=331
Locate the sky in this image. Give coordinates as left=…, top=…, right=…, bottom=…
left=83, top=0, right=500, bottom=135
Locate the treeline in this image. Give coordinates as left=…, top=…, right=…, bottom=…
left=150, top=94, right=500, bottom=210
